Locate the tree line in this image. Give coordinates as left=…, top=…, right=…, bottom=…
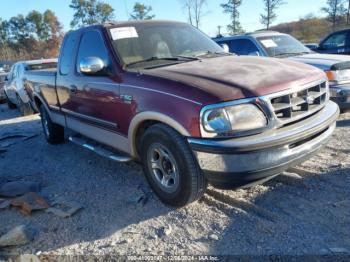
left=0, top=10, right=63, bottom=61
left=218, top=0, right=350, bottom=35
left=0, top=0, right=156, bottom=61
left=1, top=0, right=350, bottom=61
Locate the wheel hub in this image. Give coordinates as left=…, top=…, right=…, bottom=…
left=147, top=143, right=179, bottom=194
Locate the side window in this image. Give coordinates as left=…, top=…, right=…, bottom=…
left=7, top=66, right=14, bottom=80
left=59, top=32, right=78, bottom=75
left=11, top=65, right=17, bottom=79
left=18, top=65, right=24, bottom=77
left=76, top=30, right=110, bottom=74
left=230, top=39, right=259, bottom=55
left=322, top=32, right=347, bottom=49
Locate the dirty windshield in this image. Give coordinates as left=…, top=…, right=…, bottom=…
left=257, top=34, right=312, bottom=57
left=110, top=23, right=225, bottom=69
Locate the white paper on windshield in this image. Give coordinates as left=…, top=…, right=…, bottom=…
left=261, top=39, right=278, bottom=48
left=110, top=27, right=138, bottom=40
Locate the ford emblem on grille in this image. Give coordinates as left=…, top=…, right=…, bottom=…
left=305, top=95, right=315, bottom=104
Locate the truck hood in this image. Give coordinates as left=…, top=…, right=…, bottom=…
left=288, top=53, right=350, bottom=71
left=143, top=56, right=325, bottom=102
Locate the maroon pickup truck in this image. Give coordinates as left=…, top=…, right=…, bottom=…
left=25, top=20, right=339, bottom=207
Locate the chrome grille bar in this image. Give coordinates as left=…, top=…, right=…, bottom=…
left=267, top=80, right=328, bottom=125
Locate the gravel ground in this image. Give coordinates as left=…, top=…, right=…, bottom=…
left=0, top=103, right=349, bottom=258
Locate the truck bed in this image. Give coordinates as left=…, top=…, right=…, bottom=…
left=24, top=69, right=58, bottom=110
left=25, top=69, right=57, bottom=87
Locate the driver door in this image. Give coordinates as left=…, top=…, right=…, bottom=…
left=63, top=29, right=123, bottom=133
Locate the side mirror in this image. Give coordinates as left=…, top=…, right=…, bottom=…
left=79, top=57, right=105, bottom=75
left=221, top=44, right=230, bottom=53
left=248, top=51, right=260, bottom=56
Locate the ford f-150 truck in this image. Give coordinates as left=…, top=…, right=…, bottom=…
left=24, top=21, right=339, bottom=207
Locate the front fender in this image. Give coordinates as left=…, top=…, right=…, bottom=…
left=128, top=111, right=191, bottom=158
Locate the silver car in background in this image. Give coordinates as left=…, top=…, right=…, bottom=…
left=0, top=72, right=8, bottom=103
left=4, top=59, right=57, bottom=115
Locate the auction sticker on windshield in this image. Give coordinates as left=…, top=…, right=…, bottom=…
left=261, top=39, right=278, bottom=48
left=110, top=27, right=138, bottom=40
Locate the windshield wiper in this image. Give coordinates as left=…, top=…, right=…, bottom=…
left=126, top=56, right=199, bottom=68
left=175, top=55, right=200, bottom=60
left=274, top=51, right=311, bottom=57
left=195, top=51, right=233, bottom=58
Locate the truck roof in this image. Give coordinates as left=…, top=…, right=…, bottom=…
left=69, top=20, right=189, bottom=34
left=214, top=31, right=285, bottom=42
left=104, top=20, right=188, bottom=27
left=246, top=31, right=284, bottom=37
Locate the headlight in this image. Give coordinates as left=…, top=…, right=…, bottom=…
left=326, top=70, right=350, bottom=84
left=201, top=103, right=268, bottom=138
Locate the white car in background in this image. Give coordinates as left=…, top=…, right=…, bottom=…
left=4, top=59, right=57, bottom=115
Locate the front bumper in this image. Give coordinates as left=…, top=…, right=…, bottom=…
left=330, top=84, right=350, bottom=109
left=188, top=101, right=339, bottom=189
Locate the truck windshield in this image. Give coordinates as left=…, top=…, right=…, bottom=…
left=257, top=35, right=312, bottom=57
left=110, top=23, right=225, bottom=69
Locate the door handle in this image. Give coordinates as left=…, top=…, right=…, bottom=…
left=69, top=85, right=78, bottom=94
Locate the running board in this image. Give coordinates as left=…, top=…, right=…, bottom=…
left=68, top=136, right=132, bottom=163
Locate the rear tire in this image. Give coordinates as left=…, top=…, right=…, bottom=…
left=17, top=96, right=34, bottom=116
left=6, top=94, right=16, bottom=109
left=140, top=124, right=207, bottom=207
left=40, top=104, right=65, bottom=145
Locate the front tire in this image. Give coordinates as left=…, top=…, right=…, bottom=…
left=140, top=124, right=207, bottom=207
left=40, top=104, right=65, bottom=145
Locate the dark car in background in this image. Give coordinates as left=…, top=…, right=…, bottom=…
left=214, top=31, right=350, bottom=110
left=311, top=28, right=350, bottom=55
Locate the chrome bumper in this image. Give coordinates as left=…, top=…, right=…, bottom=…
left=188, top=101, right=339, bottom=188
left=330, top=84, right=350, bottom=109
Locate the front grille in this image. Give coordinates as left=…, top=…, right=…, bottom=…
left=269, top=81, right=327, bottom=124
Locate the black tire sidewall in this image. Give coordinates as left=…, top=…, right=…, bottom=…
left=40, top=105, right=51, bottom=142
left=5, top=93, right=16, bottom=109
left=18, top=97, right=25, bottom=115
left=141, top=126, right=199, bottom=206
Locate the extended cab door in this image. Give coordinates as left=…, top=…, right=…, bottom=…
left=318, top=30, right=350, bottom=55
left=56, top=29, right=123, bottom=135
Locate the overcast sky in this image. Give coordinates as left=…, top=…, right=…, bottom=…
left=0, top=0, right=327, bottom=36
